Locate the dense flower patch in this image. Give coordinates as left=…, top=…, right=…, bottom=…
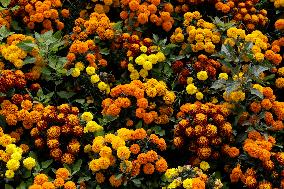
left=0, top=0, right=283, bottom=188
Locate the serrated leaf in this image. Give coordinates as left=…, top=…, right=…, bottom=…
left=151, top=126, right=165, bottom=136
left=78, top=176, right=91, bottom=182
left=41, top=159, right=53, bottom=169
left=132, top=179, right=142, bottom=187
left=72, top=159, right=82, bottom=175
left=0, top=26, right=14, bottom=40
left=135, top=120, right=142, bottom=129
left=100, top=48, right=109, bottom=55
left=250, top=88, right=263, bottom=99
left=57, top=91, right=76, bottom=99
left=24, top=57, right=36, bottom=64
left=0, top=0, right=10, bottom=7
left=16, top=182, right=26, bottom=189
left=252, top=65, right=269, bottom=77
left=115, top=174, right=123, bottom=179
left=211, top=79, right=226, bottom=90
left=17, top=40, right=36, bottom=52
left=5, top=184, right=13, bottom=189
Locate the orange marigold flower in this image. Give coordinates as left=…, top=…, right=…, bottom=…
left=64, top=181, right=76, bottom=189
left=53, top=178, right=65, bottom=187
left=143, top=163, right=155, bottom=174
left=56, top=168, right=70, bottom=180
left=130, top=144, right=140, bottom=154
left=34, top=174, right=49, bottom=185
left=109, top=175, right=123, bottom=187
left=155, top=157, right=168, bottom=172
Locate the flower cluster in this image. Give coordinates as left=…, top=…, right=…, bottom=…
left=102, top=79, right=175, bottom=126
left=170, top=11, right=220, bottom=54
left=163, top=165, right=223, bottom=189
left=14, top=0, right=69, bottom=32
left=174, top=102, right=233, bottom=160
left=0, top=127, right=36, bottom=179
left=229, top=130, right=284, bottom=188
left=28, top=168, right=77, bottom=189
left=216, top=0, right=268, bottom=31
left=120, top=0, right=174, bottom=31
left=70, top=12, right=114, bottom=41
left=87, top=127, right=167, bottom=187
left=0, top=34, right=44, bottom=79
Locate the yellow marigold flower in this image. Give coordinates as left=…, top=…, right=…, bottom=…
left=98, top=157, right=111, bottom=169
left=91, top=74, right=100, bottom=84
left=200, top=161, right=210, bottom=171
left=5, top=144, right=17, bottom=154
left=197, top=71, right=208, bottom=81
left=148, top=54, right=158, bottom=64
left=187, top=77, right=193, bottom=84
left=165, top=168, right=178, bottom=179
left=167, top=179, right=181, bottom=188
left=98, top=81, right=108, bottom=91
left=140, top=45, right=147, bottom=53
left=11, top=152, right=22, bottom=161
left=276, top=78, right=284, bottom=88
left=71, top=68, right=80, bottom=77
left=218, top=73, right=228, bottom=80
left=254, top=52, right=264, bottom=62
left=84, top=144, right=92, bottom=153
left=143, top=61, right=153, bottom=71
left=135, top=56, right=145, bottom=65
left=156, top=52, right=166, bottom=62
left=128, top=63, right=135, bottom=72
left=139, top=69, right=148, bottom=78
left=196, top=92, right=204, bottom=100
left=252, top=84, right=263, bottom=93
left=278, top=67, right=284, bottom=76
left=5, top=170, right=14, bottom=179
left=81, top=112, right=93, bottom=122
left=186, top=84, right=198, bottom=95
left=23, top=157, right=36, bottom=170
left=99, top=146, right=112, bottom=158
left=75, top=62, right=85, bottom=71
left=111, top=137, right=125, bottom=150
left=130, top=70, right=140, bottom=80
left=6, top=159, right=20, bottom=171
left=86, top=66, right=96, bottom=75
left=89, top=159, right=101, bottom=172
left=183, top=178, right=193, bottom=189
left=117, top=146, right=131, bottom=160
left=85, top=121, right=103, bottom=133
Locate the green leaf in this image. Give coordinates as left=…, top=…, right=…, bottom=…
left=151, top=126, right=165, bottom=136
left=57, top=91, right=76, bottom=99
left=211, top=79, right=226, bottom=90
left=252, top=65, right=269, bottom=77
left=100, top=48, right=109, bottom=55
left=17, top=40, right=36, bottom=52
left=115, top=174, right=123, bottom=179
left=0, top=26, right=14, bottom=40
left=72, top=159, right=82, bottom=175
left=24, top=57, right=36, bottom=64
left=74, top=99, right=85, bottom=104
left=41, top=159, right=53, bottom=169
left=0, top=114, right=7, bottom=128
left=132, top=179, right=142, bottom=187
left=23, top=170, right=31, bottom=178
left=16, top=182, right=26, bottom=189
left=250, top=88, right=263, bottom=99
left=0, top=0, right=10, bottom=7
left=78, top=176, right=91, bottom=182
left=135, top=120, right=143, bottom=129
left=63, top=164, right=72, bottom=174
left=5, top=184, right=13, bottom=189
